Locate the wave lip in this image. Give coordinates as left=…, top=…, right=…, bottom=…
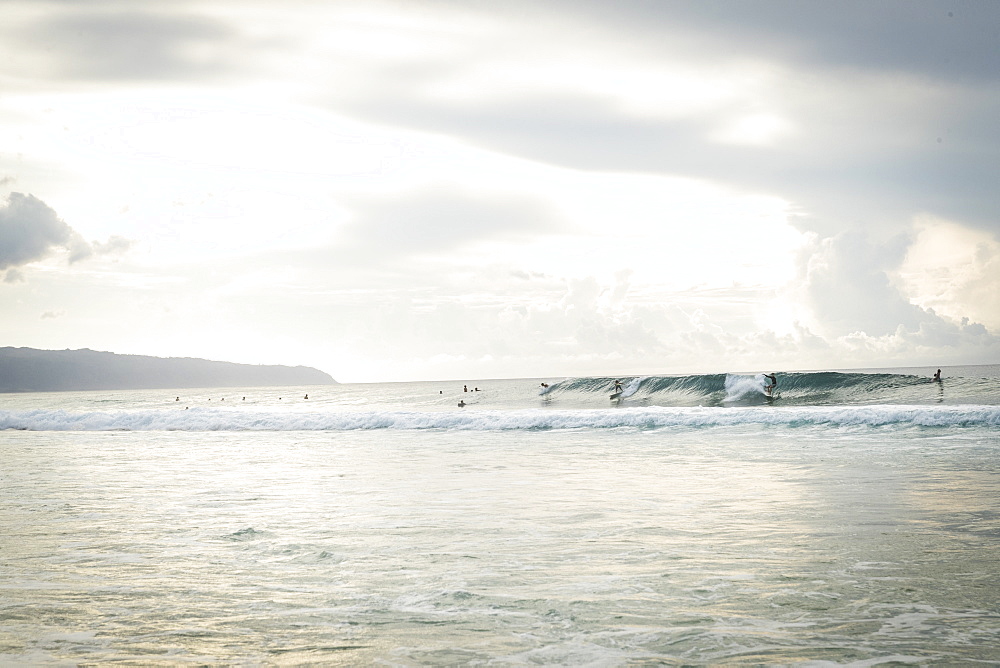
left=2, top=405, right=998, bottom=432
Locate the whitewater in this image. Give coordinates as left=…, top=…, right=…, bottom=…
left=2, top=365, right=999, bottom=665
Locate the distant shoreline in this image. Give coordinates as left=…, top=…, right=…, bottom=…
left=0, top=347, right=336, bottom=393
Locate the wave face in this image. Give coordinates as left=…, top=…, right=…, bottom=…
left=541, top=371, right=999, bottom=407
left=2, top=405, right=998, bottom=432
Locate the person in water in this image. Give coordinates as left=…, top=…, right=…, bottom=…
left=933, top=369, right=942, bottom=382
left=763, top=373, right=777, bottom=394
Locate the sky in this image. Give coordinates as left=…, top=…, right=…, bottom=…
left=1, top=0, right=998, bottom=382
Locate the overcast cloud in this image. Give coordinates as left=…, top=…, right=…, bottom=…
left=0, top=0, right=997, bottom=381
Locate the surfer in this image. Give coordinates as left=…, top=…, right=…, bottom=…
left=610, top=379, right=624, bottom=399
left=933, top=369, right=942, bottom=382
left=763, top=373, right=777, bottom=395
left=458, top=400, right=466, bottom=407
left=540, top=383, right=549, bottom=388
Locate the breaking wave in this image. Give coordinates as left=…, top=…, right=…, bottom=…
left=2, top=405, right=998, bottom=432
left=541, top=371, right=997, bottom=406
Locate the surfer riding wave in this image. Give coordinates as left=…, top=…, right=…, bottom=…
left=763, top=373, right=777, bottom=396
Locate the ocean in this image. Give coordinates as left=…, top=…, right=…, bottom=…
left=2, top=365, right=999, bottom=666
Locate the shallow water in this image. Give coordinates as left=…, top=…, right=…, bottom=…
left=2, top=368, right=999, bottom=665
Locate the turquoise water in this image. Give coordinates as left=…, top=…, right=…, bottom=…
left=1, top=366, right=998, bottom=665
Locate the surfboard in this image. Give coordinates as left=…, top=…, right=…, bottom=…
left=610, top=392, right=622, bottom=399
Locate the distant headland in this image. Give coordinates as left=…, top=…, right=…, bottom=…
left=0, top=347, right=336, bottom=392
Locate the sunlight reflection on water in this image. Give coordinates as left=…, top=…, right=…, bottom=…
left=2, top=424, right=999, bottom=664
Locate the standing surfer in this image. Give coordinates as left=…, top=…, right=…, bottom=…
left=763, top=373, right=777, bottom=396
left=610, top=379, right=624, bottom=400
left=933, top=369, right=942, bottom=382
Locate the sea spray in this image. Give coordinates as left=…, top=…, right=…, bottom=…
left=723, top=373, right=768, bottom=402
left=621, top=376, right=646, bottom=398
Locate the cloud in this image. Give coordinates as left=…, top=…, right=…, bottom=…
left=897, top=216, right=1000, bottom=332
left=3, top=268, right=25, bottom=284
left=797, top=229, right=999, bottom=358
left=335, top=185, right=563, bottom=262
left=317, top=2, right=1000, bottom=236
left=544, top=0, right=1000, bottom=84
left=92, top=235, right=136, bottom=257
left=0, top=193, right=134, bottom=281
left=0, top=193, right=87, bottom=271
left=800, top=231, right=926, bottom=337
left=10, top=8, right=240, bottom=83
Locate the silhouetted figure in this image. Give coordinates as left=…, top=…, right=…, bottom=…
left=933, top=369, right=942, bottom=382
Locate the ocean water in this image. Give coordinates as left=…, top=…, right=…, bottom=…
left=1, top=366, right=999, bottom=666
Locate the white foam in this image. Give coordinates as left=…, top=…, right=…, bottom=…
left=2, top=405, right=998, bottom=432
left=723, top=373, right=767, bottom=401
left=621, top=376, right=646, bottom=398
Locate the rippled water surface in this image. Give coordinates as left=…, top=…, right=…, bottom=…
left=3, top=416, right=999, bottom=665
